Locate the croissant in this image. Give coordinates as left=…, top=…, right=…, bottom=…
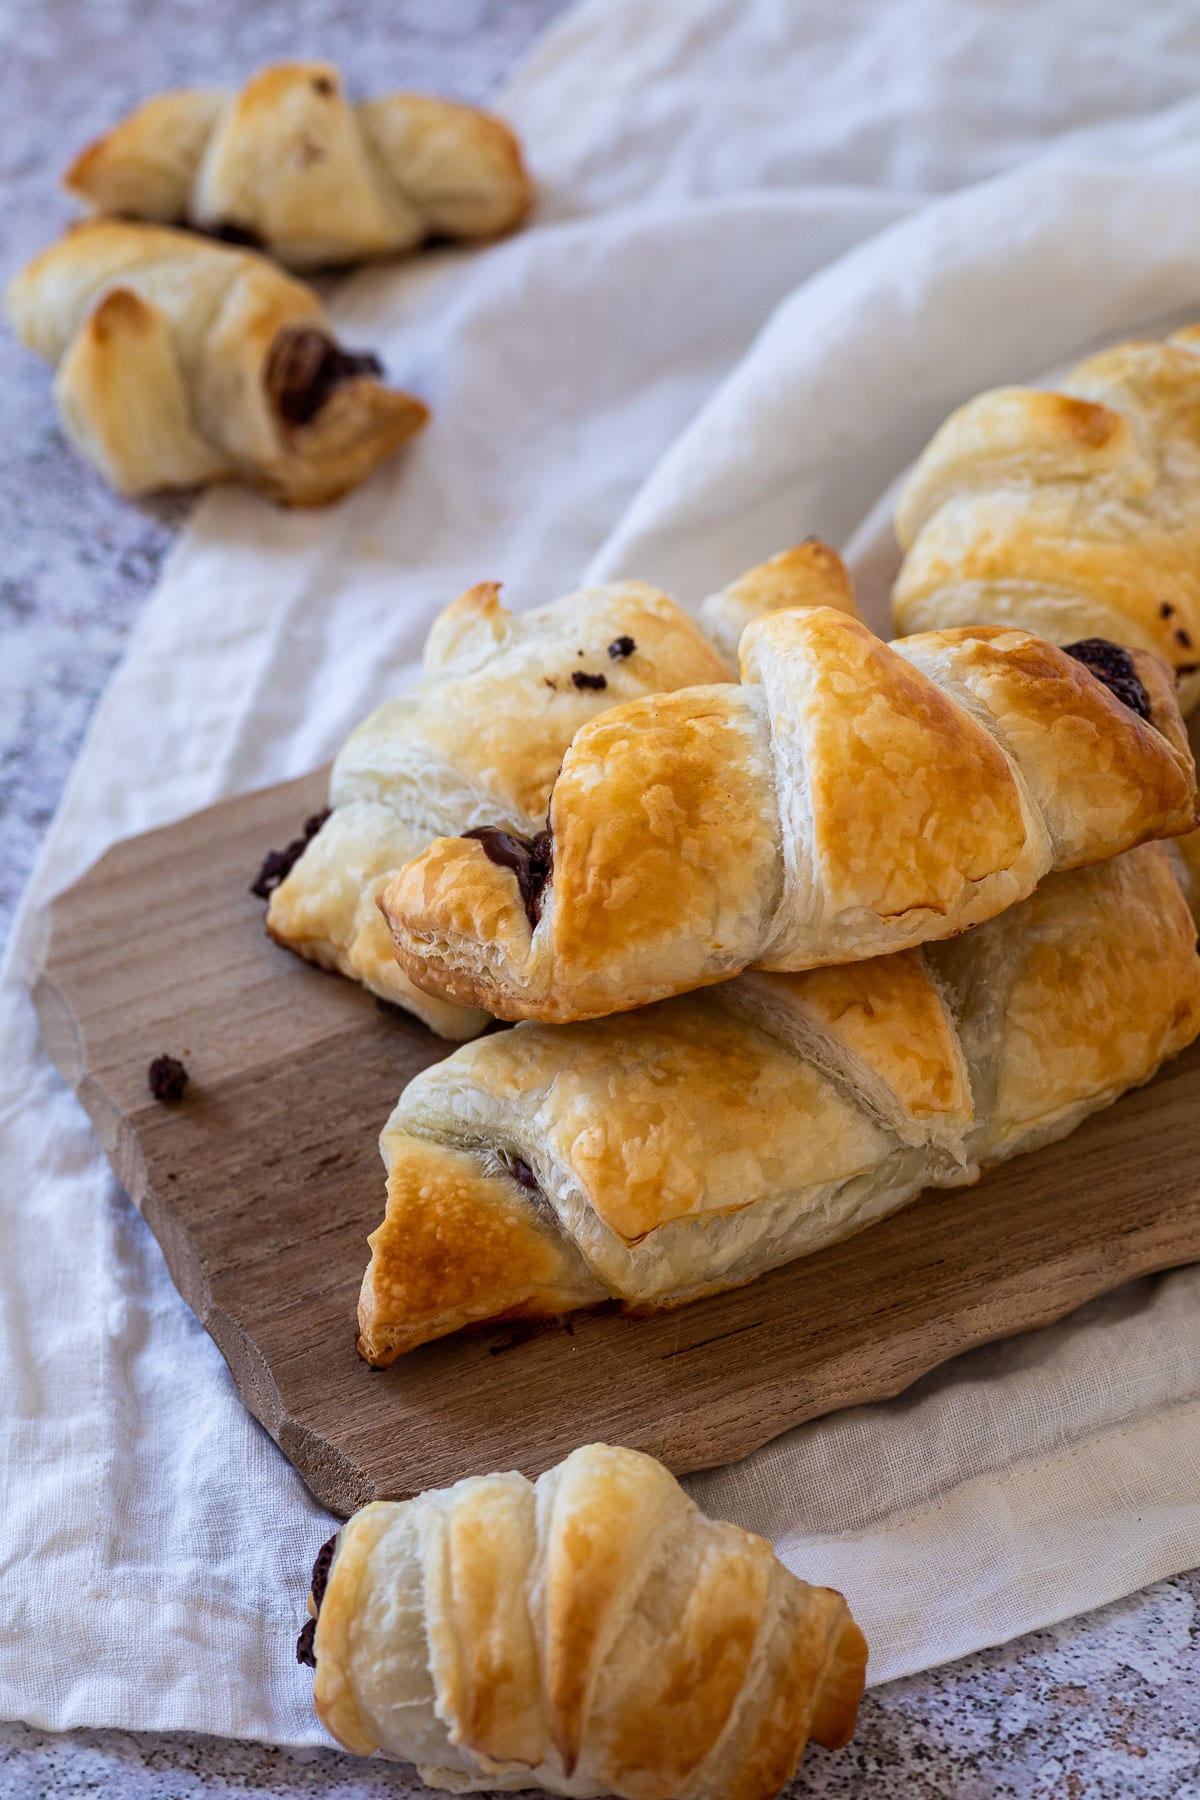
left=302, top=1443, right=868, bottom=1797
left=63, top=61, right=532, bottom=271
left=358, top=842, right=1200, bottom=1361
left=893, top=323, right=1200, bottom=711
left=376, top=602, right=1196, bottom=1026
left=264, top=543, right=857, bottom=1038
left=6, top=221, right=428, bottom=504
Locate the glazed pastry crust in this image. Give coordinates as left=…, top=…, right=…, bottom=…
left=310, top=1444, right=867, bottom=1798
left=378, top=608, right=1196, bottom=1024
left=358, top=844, right=1200, bottom=1360
left=6, top=220, right=427, bottom=503
left=893, top=326, right=1200, bottom=711
left=268, top=544, right=857, bottom=1037
left=65, top=61, right=532, bottom=270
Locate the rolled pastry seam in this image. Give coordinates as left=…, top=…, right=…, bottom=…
left=64, top=61, right=531, bottom=270
left=378, top=606, right=1197, bottom=1024
left=892, top=323, right=1200, bottom=712
left=302, top=1444, right=868, bottom=1799
left=5, top=220, right=427, bottom=503
left=265, top=543, right=859, bottom=1037
left=357, top=843, right=1200, bottom=1362
left=893, top=320, right=1200, bottom=949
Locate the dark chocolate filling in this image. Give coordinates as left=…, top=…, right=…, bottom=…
left=147, top=1054, right=188, bottom=1103
left=607, top=635, right=636, bottom=660
left=203, top=219, right=266, bottom=250
left=310, top=1532, right=339, bottom=1609
left=251, top=809, right=331, bottom=901
left=571, top=669, right=607, bottom=691
left=296, top=1531, right=340, bottom=1669
left=266, top=327, right=384, bottom=428
left=295, top=1618, right=317, bottom=1667
left=463, top=826, right=553, bottom=928
left=1063, top=639, right=1151, bottom=722
left=498, top=1149, right=541, bottom=1193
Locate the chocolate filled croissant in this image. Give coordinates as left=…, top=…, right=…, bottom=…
left=358, top=842, right=1200, bottom=1361
left=893, top=323, right=1200, bottom=711
left=64, top=61, right=532, bottom=271
left=302, top=1443, right=867, bottom=1797
left=6, top=221, right=428, bottom=503
left=265, top=544, right=858, bottom=1038
left=377, top=604, right=1196, bottom=1026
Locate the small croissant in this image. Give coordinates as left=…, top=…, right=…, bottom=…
left=301, top=1443, right=867, bottom=1798
left=6, top=221, right=428, bottom=504
left=378, top=595, right=1196, bottom=1025
left=64, top=61, right=532, bottom=271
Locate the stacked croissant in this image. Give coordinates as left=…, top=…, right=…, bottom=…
left=6, top=61, right=532, bottom=503
left=270, top=322, right=1200, bottom=1794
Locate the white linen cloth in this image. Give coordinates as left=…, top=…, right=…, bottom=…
left=6, top=0, right=1200, bottom=1750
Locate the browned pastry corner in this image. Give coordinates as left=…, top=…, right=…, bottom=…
left=264, top=541, right=858, bottom=1038
left=376, top=604, right=1195, bottom=1025
left=65, top=60, right=532, bottom=271
left=5, top=221, right=427, bottom=504
left=301, top=1443, right=867, bottom=1798
left=893, top=322, right=1200, bottom=710
left=357, top=843, right=1200, bottom=1362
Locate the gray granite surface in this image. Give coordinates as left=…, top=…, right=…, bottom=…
left=1, top=1, right=1198, bottom=1795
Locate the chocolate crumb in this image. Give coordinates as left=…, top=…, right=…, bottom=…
left=1177, top=628, right=1193, bottom=649
left=296, top=1618, right=317, bottom=1667
left=607, top=635, right=636, bottom=660
left=1162, top=602, right=1177, bottom=619
left=543, top=676, right=559, bottom=690
left=265, top=327, right=383, bottom=428
left=1063, top=639, right=1151, bottom=721
left=312, top=75, right=335, bottom=95
left=251, top=808, right=331, bottom=900
left=1178, top=662, right=1199, bottom=678
left=148, top=1055, right=188, bottom=1104
left=464, top=826, right=553, bottom=927
left=571, top=670, right=608, bottom=691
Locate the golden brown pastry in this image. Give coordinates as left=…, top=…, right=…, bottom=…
left=377, top=606, right=1195, bottom=1025
left=264, top=543, right=858, bottom=1039
left=893, top=324, right=1200, bottom=711
left=301, top=1443, right=867, bottom=1797
left=357, top=843, right=1200, bottom=1362
left=6, top=221, right=427, bottom=504
left=64, top=61, right=532, bottom=271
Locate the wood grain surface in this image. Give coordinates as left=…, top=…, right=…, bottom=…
left=32, top=768, right=1200, bottom=1517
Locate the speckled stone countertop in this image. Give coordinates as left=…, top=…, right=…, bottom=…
left=2, top=2, right=1198, bottom=1796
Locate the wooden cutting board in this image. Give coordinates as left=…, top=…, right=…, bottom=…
left=33, top=769, right=1200, bottom=1518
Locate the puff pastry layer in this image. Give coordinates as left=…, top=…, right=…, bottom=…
left=358, top=843, right=1200, bottom=1361
left=6, top=221, right=427, bottom=504
left=267, top=544, right=857, bottom=1038
left=893, top=323, right=1200, bottom=711
left=65, top=61, right=531, bottom=270
left=307, top=1443, right=867, bottom=1797
left=378, top=606, right=1195, bottom=1024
